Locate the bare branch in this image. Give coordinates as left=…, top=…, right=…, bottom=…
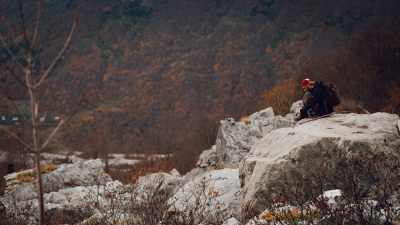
left=0, top=91, right=23, bottom=116
left=18, top=0, right=31, bottom=49
left=33, top=10, right=78, bottom=89
left=0, top=8, right=17, bottom=43
left=32, top=0, right=42, bottom=48
left=40, top=93, right=85, bottom=151
left=0, top=126, right=35, bottom=153
left=5, top=65, right=28, bottom=89
left=40, top=118, right=64, bottom=151
left=0, top=34, right=26, bottom=71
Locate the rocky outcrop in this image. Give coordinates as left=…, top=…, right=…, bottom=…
left=0, top=159, right=113, bottom=224
left=240, top=112, right=400, bottom=210
left=1, top=156, right=187, bottom=224
left=196, top=145, right=218, bottom=168
left=4, top=159, right=111, bottom=199
left=2, top=105, right=398, bottom=224
left=214, top=107, right=295, bottom=168
left=167, top=169, right=243, bottom=223
left=134, top=171, right=184, bottom=202
left=45, top=180, right=131, bottom=224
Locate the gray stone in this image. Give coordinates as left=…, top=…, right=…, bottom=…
left=290, top=100, right=303, bottom=113
left=0, top=159, right=113, bottom=224
left=134, top=171, right=184, bottom=202
left=167, top=169, right=243, bottom=223
left=223, top=217, right=241, bottom=225
left=215, top=107, right=295, bottom=168
left=259, top=107, right=274, bottom=118
left=196, top=145, right=218, bottom=168
left=240, top=113, right=400, bottom=210
left=169, top=168, right=181, bottom=177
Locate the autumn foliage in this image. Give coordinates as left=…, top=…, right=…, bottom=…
left=1, top=0, right=399, bottom=176
left=261, top=78, right=301, bottom=115
left=261, top=14, right=400, bottom=115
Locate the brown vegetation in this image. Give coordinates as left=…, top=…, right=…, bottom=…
left=0, top=0, right=79, bottom=223
left=261, top=14, right=400, bottom=115
left=250, top=147, right=400, bottom=224
left=261, top=78, right=302, bottom=115
left=240, top=117, right=252, bottom=124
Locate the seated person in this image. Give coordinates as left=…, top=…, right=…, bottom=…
left=295, top=78, right=333, bottom=121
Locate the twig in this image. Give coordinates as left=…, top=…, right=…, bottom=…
left=40, top=93, right=85, bottom=151
left=0, top=126, right=34, bottom=153
left=0, top=34, right=26, bottom=71
left=5, top=65, right=29, bottom=89
left=40, top=118, right=64, bottom=151
left=32, top=0, right=42, bottom=48
left=18, top=0, right=31, bottom=49
left=33, top=9, right=78, bottom=89
left=0, top=91, right=24, bottom=117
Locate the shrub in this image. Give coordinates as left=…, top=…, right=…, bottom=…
left=260, top=78, right=301, bottom=115
left=253, top=147, right=400, bottom=224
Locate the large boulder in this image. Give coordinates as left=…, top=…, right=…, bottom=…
left=0, top=159, right=112, bottom=224
left=45, top=180, right=131, bottom=224
left=196, top=145, right=218, bottom=169
left=2, top=168, right=183, bottom=224
left=166, top=168, right=243, bottom=223
left=3, top=159, right=111, bottom=198
left=215, top=107, right=295, bottom=168
left=133, top=171, right=184, bottom=202
left=240, top=113, right=400, bottom=211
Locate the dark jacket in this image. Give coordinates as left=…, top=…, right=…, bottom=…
left=299, top=82, right=333, bottom=119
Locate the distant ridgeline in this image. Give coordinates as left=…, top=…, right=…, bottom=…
left=0, top=113, right=60, bottom=126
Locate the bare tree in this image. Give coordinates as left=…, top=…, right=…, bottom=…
left=0, top=1, right=79, bottom=224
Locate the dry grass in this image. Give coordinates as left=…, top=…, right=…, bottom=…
left=261, top=78, right=301, bottom=115
left=130, top=158, right=173, bottom=183
left=15, top=163, right=59, bottom=185
left=240, top=117, right=252, bottom=124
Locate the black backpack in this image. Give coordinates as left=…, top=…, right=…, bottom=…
left=323, top=82, right=340, bottom=106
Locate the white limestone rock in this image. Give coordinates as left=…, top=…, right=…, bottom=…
left=215, top=107, right=295, bottom=168
left=3, top=159, right=111, bottom=200
left=134, top=171, right=184, bottom=202
left=223, top=217, right=241, bottom=225
left=0, top=159, right=113, bottom=224
left=169, top=168, right=181, bottom=177
left=240, top=113, right=400, bottom=210
left=290, top=100, right=303, bottom=113
left=167, top=169, right=243, bottom=223
left=258, top=107, right=274, bottom=118
left=196, top=145, right=218, bottom=168
left=45, top=181, right=133, bottom=225
left=182, top=167, right=207, bottom=182
left=45, top=180, right=130, bottom=212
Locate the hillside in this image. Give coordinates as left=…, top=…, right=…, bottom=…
left=0, top=0, right=399, bottom=171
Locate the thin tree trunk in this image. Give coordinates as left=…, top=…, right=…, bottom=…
left=26, top=60, right=45, bottom=225
left=34, top=152, right=44, bottom=224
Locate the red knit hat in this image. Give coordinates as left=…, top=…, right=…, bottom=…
left=301, top=78, right=314, bottom=87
